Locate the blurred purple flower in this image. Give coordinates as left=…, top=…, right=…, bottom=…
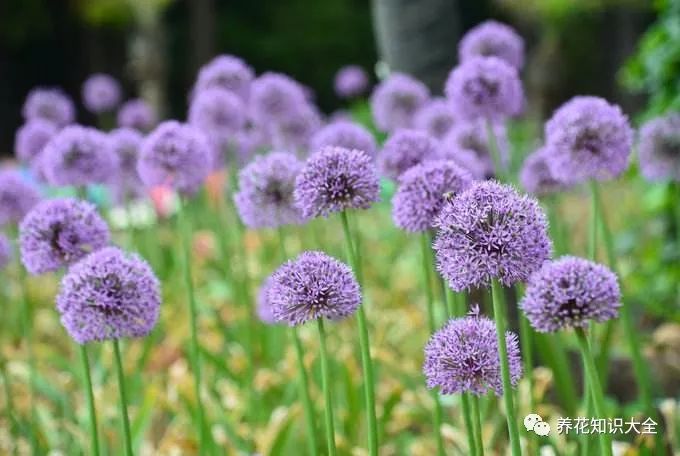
left=22, top=88, right=75, bottom=127
left=521, top=256, right=621, bottom=332
left=433, top=180, right=552, bottom=290
left=269, top=250, right=361, bottom=326
left=544, top=96, right=633, bottom=184
left=413, top=98, right=457, bottom=140
left=439, top=120, right=509, bottom=180
left=249, top=73, right=309, bottom=127
left=0, top=170, right=42, bottom=226
left=378, top=129, right=440, bottom=179
left=334, top=65, right=370, bottom=98
left=370, top=73, right=429, bottom=132
left=82, top=73, right=122, bottom=113
left=57, top=246, right=160, bottom=344
left=108, top=128, right=144, bottom=200
left=15, top=120, right=59, bottom=169
left=519, top=147, right=566, bottom=196
left=193, top=54, right=255, bottom=101
left=638, top=113, right=680, bottom=182
left=459, top=20, right=525, bottom=70
left=267, top=104, right=322, bottom=153
left=20, top=198, right=110, bottom=275
left=294, top=146, right=380, bottom=218
left=0, top=234, right=12, bottom=269
left=117, top=99, right=156, bottom=132
left=310, top=120, right=377, bottom=157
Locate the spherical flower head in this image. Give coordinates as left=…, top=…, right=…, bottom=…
left=445, top=56, right=523, bottom=121
left=0, top=170, right=42, bottom=226
left=249, top=73, right=308, bottom=127
left=520, top=147, right=566, bottom=196
left=521, top=256, right=621, bottom=332
left=269, top=251, right=361, bottom=326
left=257, top=273, right=278, bottom=325
left=439, top=120, right=509, bottom=180
left=22, top=88, right=75, bottom=127
left=378, top=129, right=440, bottom=180
left=294, top=146, right=380, bottom=218
left=544, top=96, right=633, bottom=184
left=433, top=180, right=552, bottom=290
left=638, top=113, right=680, bottom=182
left=413, top=98, right=457, bottom=140
left=334, top=65, right=370, bottom=98
left=370, top=73, right=430, bottom=132
left=267, top=103, right=322, bottom=152
left=459, top=20, right=525, bottom=70
left=423, top=307, right=522, bottom=396
left=137, top=121, right=211, bottom=196
left=15, top=120, right=59, bottom=168
left=193, top=54, right=255, bottom=101
left=234, top=151, right=306, bottom=228
left=310, top=120, right=377, bottom=158
left=0, top=234, right=12, bottom=270
left=19, top=198, right=110, bottom=275
left=82, top=73, right=122, bottom=113
left=41, top=125, right=118, bottom=187
left=109, top=128, right=143, bottom=183
left=57, top=246, right=160, bottom=344
left=392, top=160, right=472, bottom=232
left=189, top=87, right=246, bottom=141
left=117, top=99, right=156, bottom=132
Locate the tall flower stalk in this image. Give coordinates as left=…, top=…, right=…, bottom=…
left=317, top=318, right=337, bottom=456
left=79, top=345, right=100, bottom=456
left=112, top=339, right=133, bottom=456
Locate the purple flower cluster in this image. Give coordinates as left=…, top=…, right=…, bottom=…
left=521, top=256, right=621, bottom=332
left=41, top=125, right=118, bottom=187
left=370, top=73, right=430, bottom=132
left=439, top=121, right=509, bottom=180
left=57, top=247, right=160, bottom=344
left=15, top=120, right=58, bottom=168
left=637, top=113, right=680, bottom=182
left=82, top=73, right=122, bottom=113
left=459, top=20, right=525, bottom=70
left=544, top=96, right=632, bottom=184
left=193, top=54, right=255, bottom=101
left=0, top=170, right=41, bottom=226
left=445, top=56, right=523, bottom=121
left=310, top=120, right=377, bottom=158
left=117, top=99, right=156, bottom=132
left=269, top=251, right=361, bottom=326
left=0, top=234, right=11, bottom=270
left=413, top=98, right=457, bottom=140
left=137, top=121, right=211, bottom=195
left=108, top=128, right=144, bottom=200
left=520, top=147, right=566, bottom=196
left=423, top=308, right=522, bottom=396
left=249, top=72, right=309, bottom=127
left=334, top=65, right=370, bottom=98
left=22, top=88, right=75, bottom=127
left=294, top=146, right=380, bottom=218
left=392, top=160, right=472, bottom=233
left=234, top=151, right=306, bottom=228
left=433, top=180, right=552, bottom=290
left=257, top=273, right=278, bottom=325
left=378, top=129, right=440, bottom=180
left=20, top=198, right=110, bottom=275
left=267, top=104, right=322, bottom=152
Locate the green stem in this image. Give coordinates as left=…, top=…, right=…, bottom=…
left=420, top=233, right=445, bottom=456
left=317, top=319, right=337, bottom=456
left=177, top=201, right=210, bottom=454
left=490, top=280, right=522, bottom=456
left=533, top=333, right=577, bottom=416
left=461, top=394, right=478, bottom=456
left=485, top=119, right=505, bottom=182
left=339, top=211, right=378, bottom=456
left=574, top=328, right=612, bottom=456
left=470, top=394, right=485, bottom=456
left=79, top=345, right=100, bottom=456
left=112, top=340, right=133, bottom=456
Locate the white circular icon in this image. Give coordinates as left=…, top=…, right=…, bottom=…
left=524, top=413, right=542, bottom=431
left=533, top=421, right=551, bottom=436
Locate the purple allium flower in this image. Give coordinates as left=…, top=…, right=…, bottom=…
left=433, top=180, right=552, bottom=290
left=269, top=250, right=361, bottom=325
left=257, top=273, right=278, bottom=325
left=41, top=125, right=118, bottom=187
left=637, top=113, right=680, bottom=182
left=413, top=98, right=457, bottom=140
left=334, top=65, right=370, bottom=98
left=193, top=55, right=255, bottom=101
left=459, top=20, right=525, bottom=70
left=267, top=104, right=322, bottom=152
left=15, top=120, right=59, bottom=168
left=137, top=121, right=211, bottom=196
left=392, top=160, right=472, bottom=233
left=108, top=128, right=144, bottom=200
left=445, top=56, right=523, bottom=121
left=19, top=198, right=110, bottom=275
left=22, top=88, right=75, bottom=127
left=294, top=146, right=380, bottom=218
left=520, top=147, right=566, bottom=196
left=544, top=96, right=633, bottom=184
left=423, top=307, right=522, bottom=396
left=82, top=73, right=122, bottom=113
left=117, top=99, right=156, bottom=132
left=378, top=129, right=440, bottom=179
left=0, top=234, right=12, bottom=270
left=370, top=73, right=430, bottom=132
left=520, top=256, right=621, bottom=332
left=249, top=73, right=309, bottom=127
left=56, top=246, right=160, bottom=344
left=439, top=120, right=509, bottom=180
left=0, top=170, right=42, bottom=226
left=234, top=125, right=270, bottom=165
left=189, top=87, right=246, bottom=140
left=310, top=120, right=377, bottom=157
left=234, top=151, right=306, bottom=228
